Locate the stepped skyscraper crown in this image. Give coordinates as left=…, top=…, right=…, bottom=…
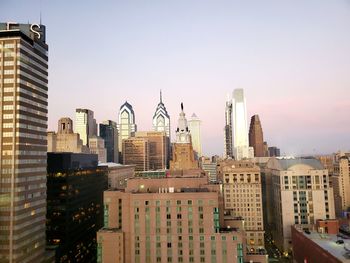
left=152, top=90, right=170, bottom=138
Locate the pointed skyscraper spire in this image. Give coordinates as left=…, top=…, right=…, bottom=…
left=160, top=90, right=162, bottom=103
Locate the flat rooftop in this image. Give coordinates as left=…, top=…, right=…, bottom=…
left=299, top=229, right=350, bottom=262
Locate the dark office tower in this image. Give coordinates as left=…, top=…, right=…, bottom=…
left=46, top=153, right=108, bottom=262
left=249, top=115, right=265, bottom=157
left=268, top=146, right=280, bottom=157
left=224, top=95, right=233, bottom=158
left=99, top=120, right=119, bottom=163
left=0, top=22, right=48, bottom=262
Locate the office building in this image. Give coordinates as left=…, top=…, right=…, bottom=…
left=232, top=89, right=254, bottom=160
left=188, top=113, right=202, bottom=159
left=268, top=147, right=280, bottom=157
left=219, top=160, right=265, bottom=252
left=75, top=108, right=97, bottom=146
left=99, top=120, right=119, bottom=163
left=0, top=22, right=49, bottom=262
left=46, top=153, right=108, bottom=262
left=117, top=101, right=137, bottom=155
left=224, top=94, right=233, bottom=158
left=122, top=137, right=149, bottom=171
left=89, top=135, right=107, bottom=163
left=170, top=103, right=198, bottom=171
left=97, top=176, right=246, bottom=263
left=152, top=90, right=170, bottom=138
left=265, top=157, right=336, bottom=252
left=200, top=156, right=218, bottom=182
left=135, top=131, right=168, bottom=170
left=249, top=115, right=265, bottom=157
left=333, top=152, right=350, bottom=216
left=48, top=117, right=90, bottom=153
left=98, top=163, right=135, bottom=189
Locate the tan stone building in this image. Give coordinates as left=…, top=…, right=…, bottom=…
left=265, top=157, right=335, bottom=253
left=48, top=117, right=90, bottom=153
left=122, top=137, right=149, bottom=171
left=135, top=131, right=168, bottom=170
left=218, top=160, right=265, bottom=252
left=97, top=176, right=246, bottom=263
left=333, top=152, right=350, bottom=216
left=169, top=103, right=198, bottom=171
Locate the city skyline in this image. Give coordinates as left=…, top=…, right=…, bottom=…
left=1, top=1, right=350, bottom=156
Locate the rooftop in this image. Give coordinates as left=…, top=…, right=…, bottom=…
left=296, top=228, right=350, bottom=262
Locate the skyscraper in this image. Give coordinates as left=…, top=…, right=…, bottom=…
left=135, top=131, right=168, bottom=170
left=0, top=22, right=48, bottom=262
left=152, top=90, right=170, bottom=138
left=152, top=91, right=170, bottom=166
left=188, top=113, right=202, bottom=159
left=99, top=120, right=119, bottom=163
left=224, top=95, right=233, bottom=158
left=170, top=103, right=198, bottom=171
left=122, top=137, right=149, bottom=171
left=75, top=108, right=97, bottom=146
left=117, top=101, right=136, bottom=155
left=232, top=89, right=254, bottom=160
left=249, top=115, right=265, bottom=157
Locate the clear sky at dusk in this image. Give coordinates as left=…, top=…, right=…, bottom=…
left=1, top=0, right=350, bottom=156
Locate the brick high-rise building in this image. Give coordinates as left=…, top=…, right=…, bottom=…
left=0, top=22, right=49, bottom=262
left=97, top=176, right=246, bottom=263
left=248, top=115, right=265, bottom=157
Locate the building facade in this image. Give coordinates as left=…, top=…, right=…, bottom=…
left=152, top=90, right=170, bottom=138
left=98, top=163, right=135, bottom=189
left=97, top=176, right=246, bottom=263
left=232, top=89, right=254, bottom=160
left=265, top=158, right=336, bottom=252
left=135, top=131, right=168, bottom=170
left=48, top=117, right=90, bottom=153
left=219, top=160, right=265, bottom=252
left=46, top=153, right=108, bottom=262
left=333, top=153, right=350, bottom=216
left=200, top=157, right=218, bottom=183
left=0, top=22, right=49, bottom=262
left=268, top=147, right=280, bottom=157
left=248, top=115, right=265, bottom=157
left=170, top=104, right=198, bottom=171
left=224, top=95, right=233, bottom=159
left=99, top=120, right=119, bottom=163
left=89, top=135, right=107, bottom=163
left=75, top=108, right=97, bottom=146
left=188, top=113, right=202, bottom=159
left=122, top=137, right=149, bottom=171
left=117, top=101, right=137, bottom=155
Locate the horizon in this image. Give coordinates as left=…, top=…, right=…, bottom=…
left=1, top=0, right=350, bottom=156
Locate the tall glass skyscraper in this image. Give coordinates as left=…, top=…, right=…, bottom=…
left=99, top=120, right=119, bottom=163
left=232, top=89, right=254, bottom=160
left=117, top=101, right=136, bottom=154
left=0, top=22, right=49, bottom=262
left=152, top=90, right=170, bottom=138
left=188, top=113, right=202, bottom=158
